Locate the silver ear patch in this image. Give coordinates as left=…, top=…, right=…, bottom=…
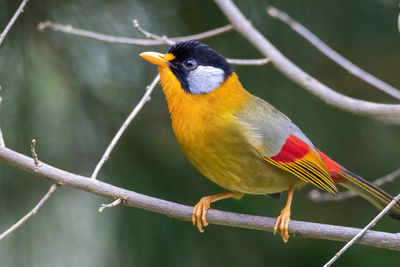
left=186, top=66, right=225, bottom=94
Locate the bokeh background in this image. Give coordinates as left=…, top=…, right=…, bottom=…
left=1, top=0, right=399, bottom=266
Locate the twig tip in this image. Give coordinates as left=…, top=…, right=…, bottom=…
left=266, top=6, right=278, bottom=17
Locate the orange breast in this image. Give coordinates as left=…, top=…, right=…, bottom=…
left=159, top=67, right=250, bottom=149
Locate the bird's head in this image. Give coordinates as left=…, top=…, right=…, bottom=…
left=140, top=40, right=233, bottom=94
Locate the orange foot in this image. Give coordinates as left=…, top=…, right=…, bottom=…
left=273, top=209, right=291, bottom=243
left=192, top=196, right=212, bottom=233
left=192, top=192, right=236, bottom=233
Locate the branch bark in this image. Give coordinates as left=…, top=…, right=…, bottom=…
left=214, top=0, right=400, bottom=122
left=1, top=146, right=399, bottom=251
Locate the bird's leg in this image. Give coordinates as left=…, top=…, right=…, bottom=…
left=274, top=186, right=294, bottom=243
left=192, top=191, right=238, bottom=233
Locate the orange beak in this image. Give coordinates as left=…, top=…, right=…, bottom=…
left=140, top=52, right=169, bottom=68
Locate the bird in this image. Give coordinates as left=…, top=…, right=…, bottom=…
left=140, top=40, right=400, bottom=242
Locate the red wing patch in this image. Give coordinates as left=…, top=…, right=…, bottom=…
left=265, top=135, right=337, bottom=193
left=270, top=134, right=310, bottom=163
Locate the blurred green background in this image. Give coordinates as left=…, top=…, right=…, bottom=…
left=1, top=0, right=399, bottom=266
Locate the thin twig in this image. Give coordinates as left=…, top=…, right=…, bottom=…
left=0, top=146, right=400, bottom=251
left=267, top=6, right=400, bottom=100
left=323, top=192, right=400, bottom=266
left=309, top=168, right=400, bottom=202
left=214, top=0, right=400, bottom=122
left=0, top=184, right=57, bottom=240
left=99, top=198, right=122, bottom=213
left=90, top=74, right=160, bottom=179
left=0, top=0, right=30, bottom=45
left=38, top=20, right=233, bottom=46
left=0, top=86, right=5, bottom=147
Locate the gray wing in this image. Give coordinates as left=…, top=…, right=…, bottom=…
left=235, top=95, right=315, bottom=157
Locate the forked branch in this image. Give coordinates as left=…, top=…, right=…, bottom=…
left=267, top=6, right=400, bottom=100
left=38, top=20, right=233, bottom=46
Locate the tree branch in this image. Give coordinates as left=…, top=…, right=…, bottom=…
left=90, top=74, right=160, bottom=179
left=309, top=168, right=400, bottom=202
left=267, top=6, right=400, bottom=101
left=214, top=0, right=400, bottom=122
left=0, top=146, right=399, bottom=251
left=0, top=0, right=30, bottom=45
left=0, top=184, right=57, bottom=240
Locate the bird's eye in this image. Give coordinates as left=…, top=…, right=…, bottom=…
left=183, top=59, right=197, bottom=70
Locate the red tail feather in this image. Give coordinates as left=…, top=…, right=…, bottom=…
left=317, top=150, right=345, bottom=183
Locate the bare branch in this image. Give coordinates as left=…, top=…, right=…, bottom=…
left=99, top=198, right=122, bottom=213
left=324, top=192, right=400, bottom=266
left=309, top=168, right=400, bottom=202
left=267, top=6, right=400, bottom=101
left=0, top=86, right=5, bottom=147
left=91, top=75, right=160, bottom=179
left=1, top=146, right=400, bottom=251
left=0, top=184, right=57, bottom=240
left=214, top=0, right=400, bottom=122
left=38, top=20, right=233, bottom=46
left=0, top=0, right=30, bottom=45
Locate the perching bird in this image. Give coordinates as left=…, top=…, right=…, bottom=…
left=140, top=40, right=400, bottom=242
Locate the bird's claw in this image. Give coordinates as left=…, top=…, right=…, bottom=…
left=273, top=209, right=291, bottom=243
left=192, top=197, right=211, bottom=233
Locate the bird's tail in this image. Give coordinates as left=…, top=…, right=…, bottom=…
left=317, top=150, right=400, bottom=220
left=339, top=170, right=400, bottom=220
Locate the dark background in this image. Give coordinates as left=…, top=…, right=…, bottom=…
left=0, top=0, right=399, bottom=266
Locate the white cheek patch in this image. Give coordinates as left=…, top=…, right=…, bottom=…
left=186, top=65, right=225, bottom=94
